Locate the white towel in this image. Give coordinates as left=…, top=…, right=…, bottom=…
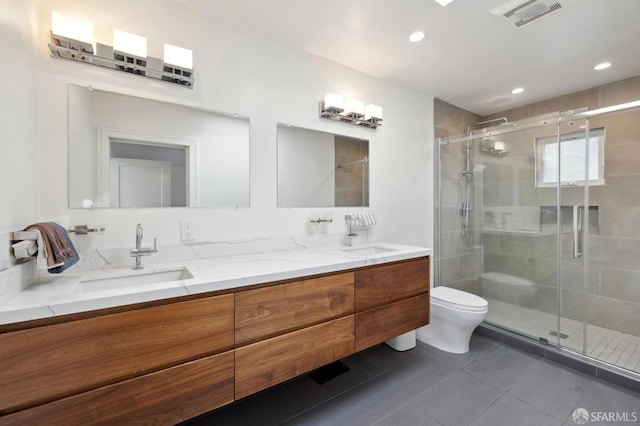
left=11, top=240, right=37, bottom=259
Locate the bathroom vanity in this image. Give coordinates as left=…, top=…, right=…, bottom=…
left=0, top=245, right=429, bottom=425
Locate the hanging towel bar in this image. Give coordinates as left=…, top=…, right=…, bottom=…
left=10, top=225, right=105, bottom=241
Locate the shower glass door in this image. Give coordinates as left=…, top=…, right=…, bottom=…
left=556, top=117, right=589, bottom=354
left=436, top=113, right=589, bottom=353
left=438, top=103, right=640, bottom=377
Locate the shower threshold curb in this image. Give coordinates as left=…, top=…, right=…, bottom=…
left=475, top=323, right=640, bottom=395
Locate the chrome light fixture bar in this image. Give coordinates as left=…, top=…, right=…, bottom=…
left=48, top=12, right=194, bottom=88
left=319, top=93, right=382, bottom=129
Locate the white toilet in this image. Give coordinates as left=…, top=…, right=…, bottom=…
left=417, top=286, right=488, bottom=354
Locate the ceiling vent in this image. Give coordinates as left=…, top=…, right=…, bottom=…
left=490, top=0, right=564, bottom=28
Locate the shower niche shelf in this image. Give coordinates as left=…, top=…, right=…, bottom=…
left=541, top=205, right=599, bottom=235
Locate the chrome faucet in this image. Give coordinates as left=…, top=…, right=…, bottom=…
left=345, top=216, right=358, bottom=246
left=130, top=223, right=157, bottom=269
left=346, top=227, right=358, bottom=246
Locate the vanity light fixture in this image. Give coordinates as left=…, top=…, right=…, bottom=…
left=162, top=44, right=195, bottom=84
left=365, top=104, right=383, bottom=122
left=112, top=30, right=147, bottom=75
left=48, top=11, right=194, bottom=88
left=51, top=11, right=95, bottom=54
left=113, top=30, right=147, bottom=58
left=320, top=93, right=383, bottom=129
left=164, top=44, right=193, bottom=70
left=324, top=93, right=345, bottom=113
left=344, top=98, right=365, bottom=117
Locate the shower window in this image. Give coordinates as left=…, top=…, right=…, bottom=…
left=535, top=127, right=605, bottom=187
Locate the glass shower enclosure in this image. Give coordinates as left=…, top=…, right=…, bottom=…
left=435, top=104, right=640, bottom=378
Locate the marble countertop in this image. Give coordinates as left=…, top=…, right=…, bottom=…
left=0, top=241, right=431, bottom=326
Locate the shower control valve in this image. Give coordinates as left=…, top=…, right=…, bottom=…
left=459, top=204, right=473, bottom=216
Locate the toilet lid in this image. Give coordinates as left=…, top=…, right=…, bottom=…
left=431, top=286, right=488, bottom=312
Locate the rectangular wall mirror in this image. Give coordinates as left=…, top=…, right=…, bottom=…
left=277, top=124, right=369, bottom=207
left=68, top=85, right=250, bottom=208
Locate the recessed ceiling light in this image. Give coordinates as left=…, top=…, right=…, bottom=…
left=434, top=0, right=455, bottom=6
left=512, top=87, right=524, bottom=94
left=409, top=31, right=425, bottom=43
left=594, top=62, right=612, bottom=71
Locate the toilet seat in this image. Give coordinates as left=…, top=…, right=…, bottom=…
left=431, top=286, right=488, bottom=312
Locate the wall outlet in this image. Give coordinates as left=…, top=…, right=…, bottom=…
left=180, top=220, right=194, bottom=241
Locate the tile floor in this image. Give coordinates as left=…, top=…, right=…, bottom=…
left=486, top=298, right=640, bottom=374
left=183, top=334, right=640, bottom=426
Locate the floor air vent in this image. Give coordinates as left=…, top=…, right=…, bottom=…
left=490, top=0, right=564, bottom=28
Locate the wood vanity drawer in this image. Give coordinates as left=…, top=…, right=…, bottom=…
left=0, top=294, right=234, bottom=414
left=235, top=272, right=354, bottom=345
left=355, top=293, right=429, bottom=352
left=355, top=257, right=429, bottom=311
left=0, top=350, right=234, bottom=425
left=235, top=315, right=355, bottom=399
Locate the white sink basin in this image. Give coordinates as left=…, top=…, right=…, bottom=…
left=81, top=267, right=194, bottom=292
left=342, top=246, right=396, bottom=255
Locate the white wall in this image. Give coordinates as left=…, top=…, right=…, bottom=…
left=0, top=1, right=38, bottom=269
left=23, top=0, right=433, bottom=254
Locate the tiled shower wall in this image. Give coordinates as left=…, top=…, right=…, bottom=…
left=433, top=99, right=482, bottom=291
left=480, top=75, right=640, bottom=336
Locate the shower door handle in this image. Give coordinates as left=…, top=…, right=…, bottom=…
left=573, top=205, right=583, bottom=258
